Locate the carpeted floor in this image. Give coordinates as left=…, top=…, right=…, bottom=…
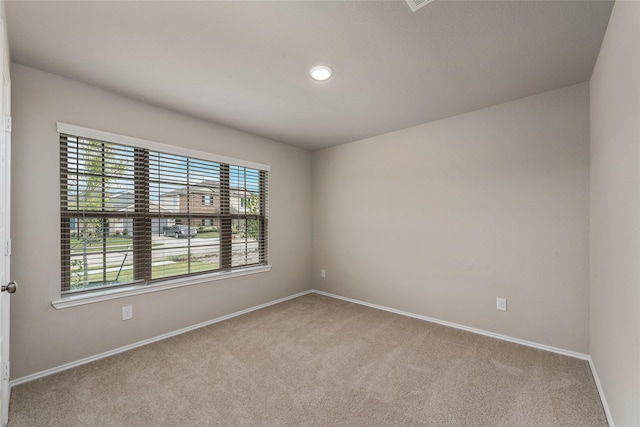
left=8, top=293, right=607, bottom=426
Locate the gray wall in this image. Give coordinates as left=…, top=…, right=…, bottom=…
left=589, top=1, right=640, bottom=425
left=312, top=83, right=590, bottom=353
left=10, top=64, right=312, bottom=379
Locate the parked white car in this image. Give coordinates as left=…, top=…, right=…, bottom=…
left=163, top=225, right=197, bottom=238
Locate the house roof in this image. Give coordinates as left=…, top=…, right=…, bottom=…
left=6, top=1, right=613, bottom=151
left=117, top=200, right=173, bottom=214
left=159, top=186, right=251, bottom=198
left=159, top=187, right=218, bottom=198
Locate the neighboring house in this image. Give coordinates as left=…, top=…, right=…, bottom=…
left=70, top=186, right=252, bottom=235
left=67, top=191, right=138, bottom=235
left=159, top=185, right=221, bottom=216
left=112, top=200, right=173, bottom=236
left=231, top=189, right=255, bottom=214
left=68, top=185, right=252, bottom=235
left=109, top=191, right=135, bottom=210
left=158, top=179, right=255, bottom=227
left=108, top=192, right=172, bottom=236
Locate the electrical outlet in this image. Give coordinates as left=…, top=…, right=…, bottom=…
left=496, top=297, right=507, bottom=312
left=122, top=305, right=133, bottom=320
left=321, top=269, right=326, bottom=278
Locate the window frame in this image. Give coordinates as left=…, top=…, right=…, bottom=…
left=201, top=194, right=214, bottom=206
left=56, top=123, right=270, bottom=303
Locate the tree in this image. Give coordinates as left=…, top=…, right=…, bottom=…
left=241, top=193, right=260, bottom=239
left=69, top=138, right=126, bottom=289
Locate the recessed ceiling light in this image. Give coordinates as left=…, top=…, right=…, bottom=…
left=310, top=65, right=332, bottom=82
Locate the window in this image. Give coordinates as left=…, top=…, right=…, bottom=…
left=59, top=125, right=268, bottom=294
left=201, top=195, right=213, bottom=206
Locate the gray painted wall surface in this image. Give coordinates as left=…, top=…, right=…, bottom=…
left=9, top=64, right=312, bottom=379
left=589, top=1, right=640, bottom=425
left=312, top=83, right=590, bottom=353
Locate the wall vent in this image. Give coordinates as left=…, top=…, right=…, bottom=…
left=406, top=0, right=436, bottom=13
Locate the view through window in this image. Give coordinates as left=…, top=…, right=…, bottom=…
left=60, top=132, right=268, bottom=294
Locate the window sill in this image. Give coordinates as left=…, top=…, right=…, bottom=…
left=51, top=265, right=272, bottom=309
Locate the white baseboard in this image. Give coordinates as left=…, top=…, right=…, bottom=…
left=587, top=356, right=615, bottom=427
left=10, top=290, right=313, bottom=387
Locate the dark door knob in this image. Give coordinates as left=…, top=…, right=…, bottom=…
left=2, top=281, right=17, bottom=294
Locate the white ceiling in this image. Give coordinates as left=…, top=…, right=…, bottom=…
left=5, top=1, right=613, bottom=151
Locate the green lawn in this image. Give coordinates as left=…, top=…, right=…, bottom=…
left=71, top=237, right=164, bottom=254
left=70, top=237, right=133, bottom=254
left=196, top=231, right=220, bottom=239
left=153, top=260, right=219, bottom=279
left=72, top=234, right=221, bottom=287
left=81, top=260, right=219, bottom=284
left=83, top=267, right=134, bottom=284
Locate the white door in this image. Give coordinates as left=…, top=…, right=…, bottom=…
left=0, top=7, right=12, bottom=427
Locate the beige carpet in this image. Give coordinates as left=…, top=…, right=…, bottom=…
left=8, top=294, right=607, bottom=426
